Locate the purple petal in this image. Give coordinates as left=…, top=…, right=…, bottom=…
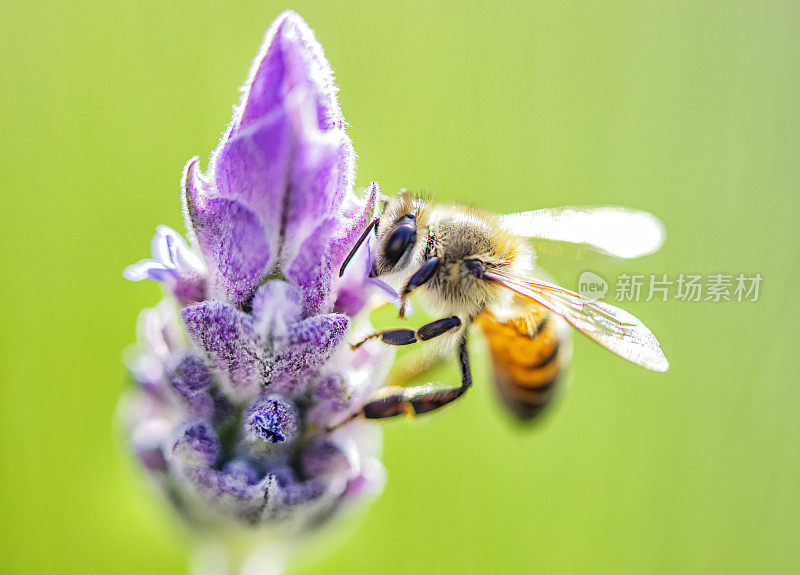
left=151, top=226, right=179, bottom=268
left=275, top=477, right=328, bottom=509
left=135, top=302, right=185, bottom=360
left=222, top=459, right=261, bottom=485
left=300, top=439, right=355, bottom=478
left=211, top=114, right=291, bottom=262
left=307, top=374, right=355, bottom=427
left=211, top=10, right=354, bottom=283
left=131, top=419, right=171, bottom=473
left=170, top=421, right=219, bottom=467
left=311, top=374, right=349, bottom=404
left=251, top=281, right=303, bottom=338
left=262, top=467, right=332, bottom=521
left=332, top=242, right=373, bottom=316
left=126, top=353, right=167, bottom=396
left=135, top=444, right=168, bottom=473
left=184, top=394, right=214, bottom=419
left=169, top=355, right=212, bottom=394
left=270, top=314, right=350, bottom=393
left=182, top=157, right=272, bottom=304
left=232, top=11, right=345, bottom=138
left=280, top=130, right=353, bottom=268
left=329, top=184, right=383, bottom=315
left=285, top=218, right=336, bottom=315
left=171, top=276, right=207, bottom=308
left=181, top=302, right=266, bottom=399
left=329, top=182, right=378, bottom=271
left=168, top=355, right=215, bottom=418
left=178, top=466, right=276, bottom=523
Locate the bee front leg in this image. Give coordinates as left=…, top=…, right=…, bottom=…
left=360, top=338, right=473, bottom=420
left=350, top=315, right=460, bottom=350
left=398, top=257, right=440, bottom=318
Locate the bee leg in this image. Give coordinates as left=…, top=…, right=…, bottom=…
left=360, top=338, right=472, bottom=420
left=350, top=316, right=461, bottom=350
left=398, top=257, right=440, bottom=318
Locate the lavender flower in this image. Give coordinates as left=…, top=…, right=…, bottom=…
left=120, top=11, right=392, bottom=572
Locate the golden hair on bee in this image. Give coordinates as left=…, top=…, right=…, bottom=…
left=377, top=189, right=432, bottom=233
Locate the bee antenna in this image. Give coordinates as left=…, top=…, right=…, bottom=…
left=339, top=218, right=379, bottom=277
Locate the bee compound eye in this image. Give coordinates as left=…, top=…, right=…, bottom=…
left=383, top=221, right=417, bottom=268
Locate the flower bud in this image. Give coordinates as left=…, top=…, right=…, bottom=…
left=244, top=396, right=299, bottom=444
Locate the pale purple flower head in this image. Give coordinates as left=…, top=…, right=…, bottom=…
left=120, top=11, right=391, bottom=548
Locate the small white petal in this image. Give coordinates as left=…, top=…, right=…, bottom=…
left=123, top=259, right=169, bottom=282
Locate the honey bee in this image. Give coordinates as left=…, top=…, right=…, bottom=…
left=338, top=192, right=669, bottom=422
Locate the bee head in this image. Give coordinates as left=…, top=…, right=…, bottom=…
left=338, top=191, right=429, bottom=279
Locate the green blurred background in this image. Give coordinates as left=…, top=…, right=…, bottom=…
left=2, top=1, right=799, bottom=573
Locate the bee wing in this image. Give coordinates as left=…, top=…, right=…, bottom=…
left=484, top=270, right=669, bottom=372
left=498, top=206, right=665, bottom=259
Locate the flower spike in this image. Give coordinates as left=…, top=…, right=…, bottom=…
left=120, top=12, right=393, bottom=565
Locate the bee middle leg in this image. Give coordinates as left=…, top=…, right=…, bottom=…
left=361, top=338, right=473, bottom=419
left=350, top=315, right=461, bottom=350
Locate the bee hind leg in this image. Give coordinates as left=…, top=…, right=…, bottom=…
left=361, top=338, right=473, bottom=420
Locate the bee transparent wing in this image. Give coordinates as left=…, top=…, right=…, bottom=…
left=498, top=206, right=665, bottom=259
left=484, top=270, right=669, bottom=372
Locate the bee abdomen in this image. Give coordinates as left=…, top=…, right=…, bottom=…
left=477, top=304, right=569, bottom=421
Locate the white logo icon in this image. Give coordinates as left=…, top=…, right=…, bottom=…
left=578, top=271, right=608, bottom=300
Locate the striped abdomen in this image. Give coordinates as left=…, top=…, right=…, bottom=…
left=477, top=301, right=570, bottom=421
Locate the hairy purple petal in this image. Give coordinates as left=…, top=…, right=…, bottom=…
left=178, top=466, right=277, bottom=523
left=169, top=355, right=213, bottom=394
left=274, top=477, right=328, bottom=510
left=281, top=129, right=353, bottom=269
left=285, top=218, right=336, bottom=315
left=329, top=182, right=378, bottom=270
left=212, top=114, right=291, bottom=262
left=171, top=421, right=219, bottom=467
left=306, top=374, right=353, bottom=426
left=244, top=396, right=300, bottom=444
left=223, top=459, right=261, bottom=485
left=311, top=374, right=349, bottom=404
left=182, top=157, right=272, bottom=304
left=167, top=355, right=215, bottom=418
left=270, top=314, right=349, bottom=392
left=211, top=11, right=355, bottom=288
left=262, top=466, right=334, bottom=522
left=333, top=242, right=375, bottom=316
left=181, top=302, right=266, bottom=399
left=231, top=11, right=345, bottom=138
